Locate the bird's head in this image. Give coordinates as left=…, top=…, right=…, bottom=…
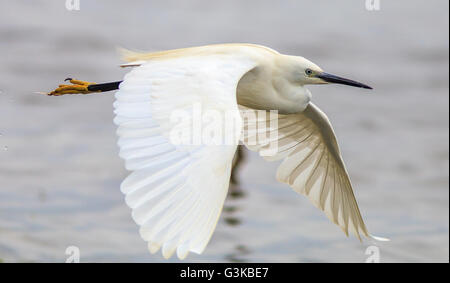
left=281, top=55, right=372, bottom=89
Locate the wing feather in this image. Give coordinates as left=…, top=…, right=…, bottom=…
left=115, top=54, right=256, bottom=259
left=241, top=103, right=378, bottom=240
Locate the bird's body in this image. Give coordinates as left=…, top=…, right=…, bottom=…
left=122, top=44, right=316, bottom=113
left=46, top=43, right=387, bottom=260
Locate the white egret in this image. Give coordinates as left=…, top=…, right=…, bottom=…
left=47, top=43, right=388, bottom=259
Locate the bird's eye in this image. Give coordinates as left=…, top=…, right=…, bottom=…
left=305, top=69, right=313, bottom=76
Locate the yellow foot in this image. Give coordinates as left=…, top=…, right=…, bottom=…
left=47, top=78, right=97, bottom=96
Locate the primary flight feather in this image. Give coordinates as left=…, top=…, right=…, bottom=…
left=46, top=43, right=388, bottom=260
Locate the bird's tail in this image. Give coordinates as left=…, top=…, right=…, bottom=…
left=115, top=47, right=147, bottom=68
left=118, top=47, right=144, bottom=62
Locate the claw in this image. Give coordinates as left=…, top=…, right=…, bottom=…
left=46, top=78, right=96, bottom=96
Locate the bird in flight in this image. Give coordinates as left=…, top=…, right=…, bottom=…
left=46, top=43, right=387, bottom=259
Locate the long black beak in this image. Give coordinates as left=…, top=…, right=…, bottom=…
left=317, top=72, right=372, bottom=89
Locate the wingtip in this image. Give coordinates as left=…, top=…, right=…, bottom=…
left=148, top=242, right=161, bottom=254
left=369, top=234, right=390, bottom=242
left=176, top=243, right=190, bottom=260
left=162, top=243, right=176, bottom=259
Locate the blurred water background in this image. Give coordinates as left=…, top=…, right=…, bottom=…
left=0, top=0, right=448, bottom=262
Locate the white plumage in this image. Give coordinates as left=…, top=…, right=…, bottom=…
left=112, top=44, right=387, bottom=259
left=114, top=51, right=257, bottom=259
left=241, top=104, right=368, bottom=240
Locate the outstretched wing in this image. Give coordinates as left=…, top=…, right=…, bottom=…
left=241, top=103, right=377, bottom=240
left=114, top=55, right=256, bottom=259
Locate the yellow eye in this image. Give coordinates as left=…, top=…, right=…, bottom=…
left=305, top=68, right=313, bottom=76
